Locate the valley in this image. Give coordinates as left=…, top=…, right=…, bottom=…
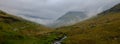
left=0, top=2, right=120, bottom=44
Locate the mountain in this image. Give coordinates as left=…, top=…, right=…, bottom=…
left=47, top=11, right=87, bottom=28
left=0, top=10, right=62, bottom=44
left=0, top=3, right=120, bottom=44
left=55, top=3, right=120, bottom=44
left=98, top=3, right=120, bottom=15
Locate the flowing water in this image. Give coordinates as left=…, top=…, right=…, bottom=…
left=53, top=36, right=67, bottom=44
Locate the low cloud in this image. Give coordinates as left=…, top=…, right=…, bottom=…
left=0, top=0, right=120, bottom=25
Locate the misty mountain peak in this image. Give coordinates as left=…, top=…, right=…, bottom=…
left=58, top=11, right=86, bottom=20
left=46, top=11, right=87, bottom=28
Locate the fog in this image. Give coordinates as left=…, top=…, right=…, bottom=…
left=0, top=0, right=120, bottom=25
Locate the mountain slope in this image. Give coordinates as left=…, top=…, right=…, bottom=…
left=0, top=10, right=60, bottom=44
left=55, top=4, right=120, bottom=44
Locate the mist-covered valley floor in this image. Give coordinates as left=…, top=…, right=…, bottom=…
left=0, top=0, right=120, bottom=44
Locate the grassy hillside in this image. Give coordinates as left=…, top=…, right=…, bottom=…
left=0, top=3, right=120, bottom=44
left=55, top=4, right=120, bottom=44
left=0, top=10, right=65, bottom=44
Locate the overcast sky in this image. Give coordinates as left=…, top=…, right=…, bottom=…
left=0, top=0, right=120, bottom=25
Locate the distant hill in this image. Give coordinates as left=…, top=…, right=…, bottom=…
left=47, top=11, right=87, bottom=28
left=55, top=3, right=120, bottom=44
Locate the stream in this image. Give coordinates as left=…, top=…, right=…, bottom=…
left=53, top=36, right=67, bottom=44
